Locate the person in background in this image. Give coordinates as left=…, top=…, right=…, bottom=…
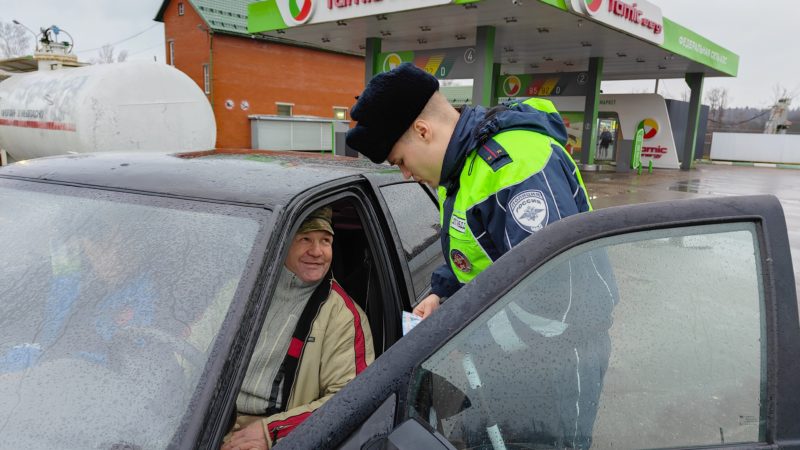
left=599, top=127, right=613, bottom=160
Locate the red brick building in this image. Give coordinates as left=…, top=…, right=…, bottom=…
left=155, top=0, right=364, bottom=149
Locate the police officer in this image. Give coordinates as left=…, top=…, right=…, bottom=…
left=347, top=63, right=617, bottom=449
left=346, top=63, right=592, bottom=317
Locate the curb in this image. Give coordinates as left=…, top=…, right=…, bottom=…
left=699, top=160, right=800, bottom=170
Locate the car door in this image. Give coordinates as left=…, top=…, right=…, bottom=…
left=201, top=174, right=449, bottom=445
left=365, top=173, right=444, bottom=304
left=275, top=194, right=800, bottom=450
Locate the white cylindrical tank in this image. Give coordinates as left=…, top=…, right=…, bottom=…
left=0, top=62, right=215, bottom=161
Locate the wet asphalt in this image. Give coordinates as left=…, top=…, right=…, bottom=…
left=581, top=163, right=800, bottom=303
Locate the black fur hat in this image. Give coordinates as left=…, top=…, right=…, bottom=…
left=346, top=63, right=439, bottom=163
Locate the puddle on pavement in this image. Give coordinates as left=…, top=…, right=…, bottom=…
left=669, top=179, right=705, bottom=194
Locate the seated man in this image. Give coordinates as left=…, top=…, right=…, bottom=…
left=223, top=207, right=374, bottom=450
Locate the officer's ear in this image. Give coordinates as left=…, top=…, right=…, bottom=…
left=411, top=119, right=433, bottom=144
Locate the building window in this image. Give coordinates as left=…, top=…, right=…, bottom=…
left=203, top=64, right=210, bottom=94
left=168, top=40, right=175, bottom=66
left=178, top=2, right=185, bottom=15
left=276, top=103, right=293, bottom=117
left=333, top=107, right=348, bottom=120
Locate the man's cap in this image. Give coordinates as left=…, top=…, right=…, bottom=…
left=346, top=63, right=439, bottom=164
left=297, top=206, right=334, bottom=235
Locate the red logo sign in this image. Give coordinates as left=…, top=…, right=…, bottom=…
left=573, top=0, right=663, bottom=36
left=642, top=145, right=668, bottom=159
left=328, top=0, right=383, bottom=11
left=290, top=0, right=313, bottom=24
left=642, top=118, right=659, bottom=139
left=584, top=0, right=602, bottom=13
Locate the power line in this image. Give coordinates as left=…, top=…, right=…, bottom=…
left=127, top=42, right=164, bottom=56
left=76, top=23, right=160, bottom=54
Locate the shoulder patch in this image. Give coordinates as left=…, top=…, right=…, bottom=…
left=509, top=189, right=549, bottom=234
left=477, top=139, right=512, bottom=172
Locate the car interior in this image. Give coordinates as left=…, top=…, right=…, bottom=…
left=328, top=198, right=403, bottom=358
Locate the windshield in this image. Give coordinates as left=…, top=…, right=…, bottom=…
left=0, top=181, right=265, bottom=449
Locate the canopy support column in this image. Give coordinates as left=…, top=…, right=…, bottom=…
left=364, top=37, right=382, bottom=84
left=580, top=57, right=603, bottom=168
left=681, top=73, right=705, bottom=170
left=490, top=63, right=501, bottom=107
left=472, top=26, right=496, bottom=107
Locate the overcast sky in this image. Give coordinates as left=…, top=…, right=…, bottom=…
left=3, top=0, right=797, bottom=108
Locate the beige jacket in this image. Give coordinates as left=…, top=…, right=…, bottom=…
left=235, top=280, right=374, bottom=447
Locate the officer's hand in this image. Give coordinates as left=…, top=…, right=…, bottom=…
left=413, top=294, right=441, bottom=319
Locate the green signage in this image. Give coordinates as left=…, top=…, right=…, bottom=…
left=249, top=0, right=456, bottom=33
left=661, top=18, right=739, bottom=77
left=248, top=0, right=287, bottom=33
left=632, top=120, right=645, bottom=170
left=496, top=72, right=590, bottom=98
left=560, top=111, right=584, bottom=160
left=535, top=0, right=568, bottom=10
left=377, top=47, right=479, bottom=79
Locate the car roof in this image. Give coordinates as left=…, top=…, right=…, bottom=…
left=0, top=150, right=399, bottom=208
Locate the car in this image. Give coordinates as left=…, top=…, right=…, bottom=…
left=0, top=151, right=443, bottom=449
left=0, top=151, right=797, bottom=449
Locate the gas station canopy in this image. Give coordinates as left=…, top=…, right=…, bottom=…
left=247, top=0, right=738, bottom=81
left=246, top=0, right=738, bottom=171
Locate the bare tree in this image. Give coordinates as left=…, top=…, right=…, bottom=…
left=92, top=44, right=128, bottom=64
left=705, top=87, right=729, bottom=122
left=0, top=20, right=33, bottom=58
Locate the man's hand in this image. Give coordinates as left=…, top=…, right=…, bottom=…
left=413, top=294, right=441, bottom=319
left=222, top=420, right=269, bottom=450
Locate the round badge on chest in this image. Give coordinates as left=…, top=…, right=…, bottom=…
left=450, top=249, right=472, bottom=273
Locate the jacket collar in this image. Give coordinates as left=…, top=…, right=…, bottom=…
left=439, top=105, right=486, bottom=189
left=438, top=101, right=568, bottom=191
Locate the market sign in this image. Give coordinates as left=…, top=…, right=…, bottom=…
left=496, top=72, right=591, bottom=98
left=566, top=0, right=664, bottom=45
left=377, top=47, right=479, bottom=79
left=249, top=0, right=454, bottom=33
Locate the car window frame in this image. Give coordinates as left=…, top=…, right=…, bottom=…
left=366, top=173, right=441, bottom=303
left=274, top=194, right=799, bottom=450
left=383, top=181, right=442, bottom=302
left=201, top=176, right=415, bottom=448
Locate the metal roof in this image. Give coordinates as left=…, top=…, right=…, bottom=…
left=0, top=151, right=396, bottom=208
left=0, top=54, right=88, bottom=81
left=154, top=0, right=344, bottom=51
left=0, top=56, right=39, bottom=73
left=155, top=0, right=257, bottom=36
left=188, top=0, right=253, bottom=35
left=248, top=0, right=738, bottom=80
